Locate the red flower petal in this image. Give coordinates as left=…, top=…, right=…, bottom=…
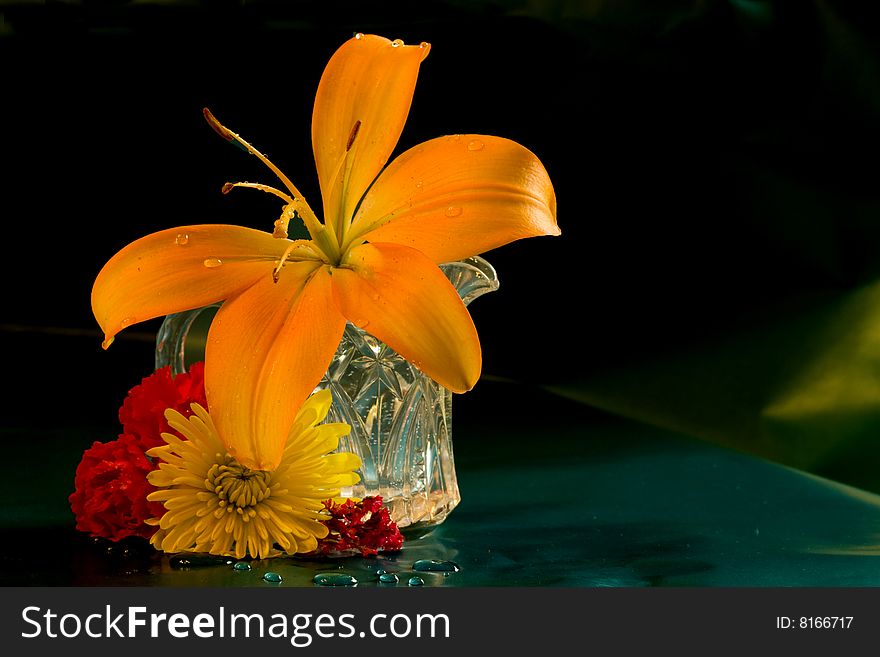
left=69, top=434, right=166, bottom=542
left=118, top=362, right=207, bottom=451
left=316, top=496, right=404, bottom=557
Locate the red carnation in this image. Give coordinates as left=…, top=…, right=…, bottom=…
left=119, top=362, right=207, bottom=451
left=69, top=434, right=166, bottom=542
left=316, top=496, right=404, bottom=557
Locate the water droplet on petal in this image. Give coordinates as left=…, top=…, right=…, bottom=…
left=408, top=576, right=425, bottom=587
left=354, top=32, right=364, bottom=40
left=445, top=206, right=463, bottom=218
left=203, top=258, right=223, bottom=268
left=391, top=39, right=404, bottom=47
left=415, top=180, right=424, bottom=190
left=467, top=140, right=485, bottom=152
left=420, top=42, right=429, bottom=49
left=120, top=317, right=133, bottom=328
left=175, top=233, right=189, bottom=246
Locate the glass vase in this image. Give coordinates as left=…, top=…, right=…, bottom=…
left=154, top=256, right=499, bottom=531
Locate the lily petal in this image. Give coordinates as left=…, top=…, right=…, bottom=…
left=92, top=225, right=292, bottom=348
left=348, top=135, right=559, bottom=264
left=312, top=34, right=430, bottom=233
left=205, top=262, right=345, bottom=471
left=332, top=242, right=481, bottom=393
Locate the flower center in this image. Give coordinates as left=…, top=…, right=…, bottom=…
left=208, top=456, right=272, bottom=511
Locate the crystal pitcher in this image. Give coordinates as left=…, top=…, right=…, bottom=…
left=155, top=257, right=499, bottom=530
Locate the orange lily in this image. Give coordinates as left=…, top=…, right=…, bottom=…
left=92, top=34, right=559, bottom=472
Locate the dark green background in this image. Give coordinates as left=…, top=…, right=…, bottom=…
left=3, top=0, right=880, bottom=585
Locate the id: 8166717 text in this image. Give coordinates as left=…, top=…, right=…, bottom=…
left=776, top=616, right=853, bottom=630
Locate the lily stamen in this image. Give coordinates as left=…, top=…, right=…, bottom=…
left=220, top=182, right=299, bottom=239
left=221, top=181, right=295, bottom=205
left=329, top=120, right=364, bottom=246
left=272, top=239, right=322, bottom=283
left=202, top=108, right=330, bottom=249
left=273, top=205, right=297, bottom=239
left=345, top=120, right=362, bottom=152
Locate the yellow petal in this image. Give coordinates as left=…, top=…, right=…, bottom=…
left=348, top=135, right=559, bottom=264
left=205, top=262, right=345, bottom=471
left=322, top=452, right=363, bottom=474
left=92, top=225, right=291, bottom=348
left=312, top=34, right=430, bottom=232
left=332, top=242, right=481, bottom=393
left=296, top=389, right=333, bottom=428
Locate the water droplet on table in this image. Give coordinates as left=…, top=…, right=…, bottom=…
left=232, top=561, right=251, bottom=572
left=379, top=573, right=399, bottom=584
left=313, top=573, right=358, bottom=587
left=263, top=572, right=282, bottom=583
left=169, top=555, right=232, bottom=569
left=408, top=576, right=425, bottom=587
left=413, top=559, right=461, bottom=573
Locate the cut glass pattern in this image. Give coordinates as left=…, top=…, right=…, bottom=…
left=155, top=256, right=499, bottom=530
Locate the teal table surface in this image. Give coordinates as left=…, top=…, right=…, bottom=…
left=2, top=383, right=880, bottom=587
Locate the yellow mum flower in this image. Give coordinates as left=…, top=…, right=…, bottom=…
left=145, top=390, right=360, bottom=559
